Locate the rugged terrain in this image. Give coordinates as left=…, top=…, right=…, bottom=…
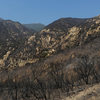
left=0, top=15, right=100, bottom=100
left=2, top=15, right=100, bottom=69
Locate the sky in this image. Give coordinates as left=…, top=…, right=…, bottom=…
left=0, top=0, right=100, bottom=25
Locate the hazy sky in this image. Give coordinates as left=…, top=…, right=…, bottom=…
left=0, top=0, right=100, bottom=25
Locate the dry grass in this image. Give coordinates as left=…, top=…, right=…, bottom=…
left=65, top=83, right=100, bottom=100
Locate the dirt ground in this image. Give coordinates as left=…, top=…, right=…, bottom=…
left=64, top=83, right=100, bottom=100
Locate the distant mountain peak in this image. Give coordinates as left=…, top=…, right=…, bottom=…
left=23, top=23, right=45, bottom=32
left=0, top=18, right=4, bottom=22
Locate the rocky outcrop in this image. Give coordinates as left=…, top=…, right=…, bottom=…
left=0, top=19, right=34, bottom=69
left=1, top=15, right=100, bottom=70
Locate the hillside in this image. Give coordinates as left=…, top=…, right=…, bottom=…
left=0, top=19, right=34, bottom=68
left=0, top=15, right=100, bottom=100
left=1, top=15, right=100, bottom=70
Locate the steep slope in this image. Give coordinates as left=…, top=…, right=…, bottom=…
left=0, top=16, right=100, bottom=100
left=29, top=16, right=100, bottom=55
left=0, top=19, right=34, bottom=68
left=44, top=18, right=86, bottom=33
left=4, top=15, right=100, bottom=69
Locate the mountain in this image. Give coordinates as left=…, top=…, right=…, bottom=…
left=0, top=15, right=100, bottom=100
left=0, top=19, right=34, bottom=68
left=1, top=15, right=100, bottom=69
left=0, top=18, right=4, bottom=22
left=44, top=17, right=86, bottom=33
left=23, top=23, right=45, bottom=32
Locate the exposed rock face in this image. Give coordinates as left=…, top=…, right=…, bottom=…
left=0, top=19, right=34, bottom=69
left=1, top=15, right=100, bottom=70
left=1, top=16, right=100, bottom=100
left=32, top=16, right=100, bottom=53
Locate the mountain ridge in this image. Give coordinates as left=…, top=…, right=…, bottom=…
left=0, top=15, right=100, bottom=76
left=0, top=15, right=100, bottom=100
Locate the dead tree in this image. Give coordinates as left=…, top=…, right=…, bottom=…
left=49, top=62, right=65, bottom=89
left=74, top=55, right=95, bottom=84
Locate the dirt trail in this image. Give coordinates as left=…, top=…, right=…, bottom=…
left=65, top=84, right=100, bottom=100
